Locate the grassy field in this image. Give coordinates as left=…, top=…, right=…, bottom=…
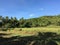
left=0, top=27, right=60, bottom=37
left=0, top=27, right=60, bottom=45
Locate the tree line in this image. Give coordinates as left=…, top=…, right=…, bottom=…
left=0, top=15, right=60, bottom=28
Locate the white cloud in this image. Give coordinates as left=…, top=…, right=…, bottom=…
left=29, top=14, right=34, bottom=17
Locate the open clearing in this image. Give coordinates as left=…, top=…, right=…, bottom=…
left=0, top=27, right=60, bottom=38
left=0, top=27, right=60, bottom=45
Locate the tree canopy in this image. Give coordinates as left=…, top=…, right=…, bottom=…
left=0, top=15, right=60, bottom=28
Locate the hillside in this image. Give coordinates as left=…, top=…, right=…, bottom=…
left=0, top=15, right=60, bottom=28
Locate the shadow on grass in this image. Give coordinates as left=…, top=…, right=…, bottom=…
left=0, top=32, right=60, bottom=45
left=0, top=33, right=11, bottom=36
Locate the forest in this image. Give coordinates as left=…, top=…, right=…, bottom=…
left=0, top=15, right=60, bottom=28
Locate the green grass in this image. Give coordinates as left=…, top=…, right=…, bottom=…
left=0, top=27, right=60, bottom=37
left=0, top=27, right=60, bottom=45
left=14, top=27, right=60, bottom=34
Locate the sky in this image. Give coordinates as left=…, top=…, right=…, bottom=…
left=0, top=0, right=60, bottom=19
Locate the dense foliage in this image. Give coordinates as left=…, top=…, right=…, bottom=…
left=0, top=15, right=60, bottom=28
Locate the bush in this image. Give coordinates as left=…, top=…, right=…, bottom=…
left=19, top=29, right=22, bottom=31
left=1, top=28, right=8, bottom=31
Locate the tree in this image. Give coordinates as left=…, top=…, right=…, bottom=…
left=19, top=17, right=25, bottom=27
left=24, top=21, right=32, bottom=27
left=0, top=20, right=2, bottom=27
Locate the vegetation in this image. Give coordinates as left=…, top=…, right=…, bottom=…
left=0, top=15, right=60, bottom=45
left=0, top=32, right=60, bottom=45
left=0, top=15, right=60, bottom=29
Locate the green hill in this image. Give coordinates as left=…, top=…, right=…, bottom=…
left=0, top=15, right=60, bottom=28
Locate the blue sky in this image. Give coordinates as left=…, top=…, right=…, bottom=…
left=0, top=0, right=60, bottom=19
